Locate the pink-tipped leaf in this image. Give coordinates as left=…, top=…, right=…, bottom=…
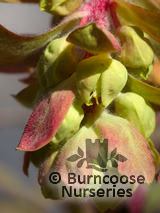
left=17, top=90, right=75, bottom=151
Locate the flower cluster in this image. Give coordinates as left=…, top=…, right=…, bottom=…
left=1, top=0, right=160, bottom=211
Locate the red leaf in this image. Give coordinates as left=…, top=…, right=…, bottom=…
left=17, top=90, right=75, bottom=151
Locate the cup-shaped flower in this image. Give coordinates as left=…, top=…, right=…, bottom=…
left=118, top=26, right=154, bottom=79
left=114, top=92, right=156, bottom=138
left=76, top=55, right=128, bottom=108
left=38, top=36, right=80, bottom=90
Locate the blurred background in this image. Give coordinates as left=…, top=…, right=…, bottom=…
left=0, top=2, right=160, bottom=213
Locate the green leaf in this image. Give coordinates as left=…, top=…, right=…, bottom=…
left=114, top=0, right=160, bottom=42
left=0, top=11, right=85, bottom=63
left=124, top=74, right=160, bottom=106
left=67, top=22, right=120, bottom=54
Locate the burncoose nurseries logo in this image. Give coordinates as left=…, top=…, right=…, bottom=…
left=67, top=138, right=127, bottom=172
left=49, top=139, right=146, bottom=199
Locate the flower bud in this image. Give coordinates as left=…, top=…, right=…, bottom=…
left=51, top=98, right=84, bottom=146
left=97, top=58, right=128, bottom=108
left=38, top=36, right=79, bottom=90
left=114, top=92, right=156, bottom=138
left=119, top=26, right=154, bottom=79
left=40, top=0, right=83, bottom=16
left=76, top=55, right=128, bottom=108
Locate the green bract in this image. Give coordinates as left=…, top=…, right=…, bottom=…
left=38, top=36, right=79, bottom=90
left=67, top=22, right=120, bottom=53
left=114, top=92, right=156, bottom=138
left=76, top=55, right=128, bottom=108
left=119, top=26, right=154, bottom=80
left=40, top=0, right=83, bottom=16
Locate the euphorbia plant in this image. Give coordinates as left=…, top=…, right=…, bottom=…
left=1, top=0, right=160, bottom=211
